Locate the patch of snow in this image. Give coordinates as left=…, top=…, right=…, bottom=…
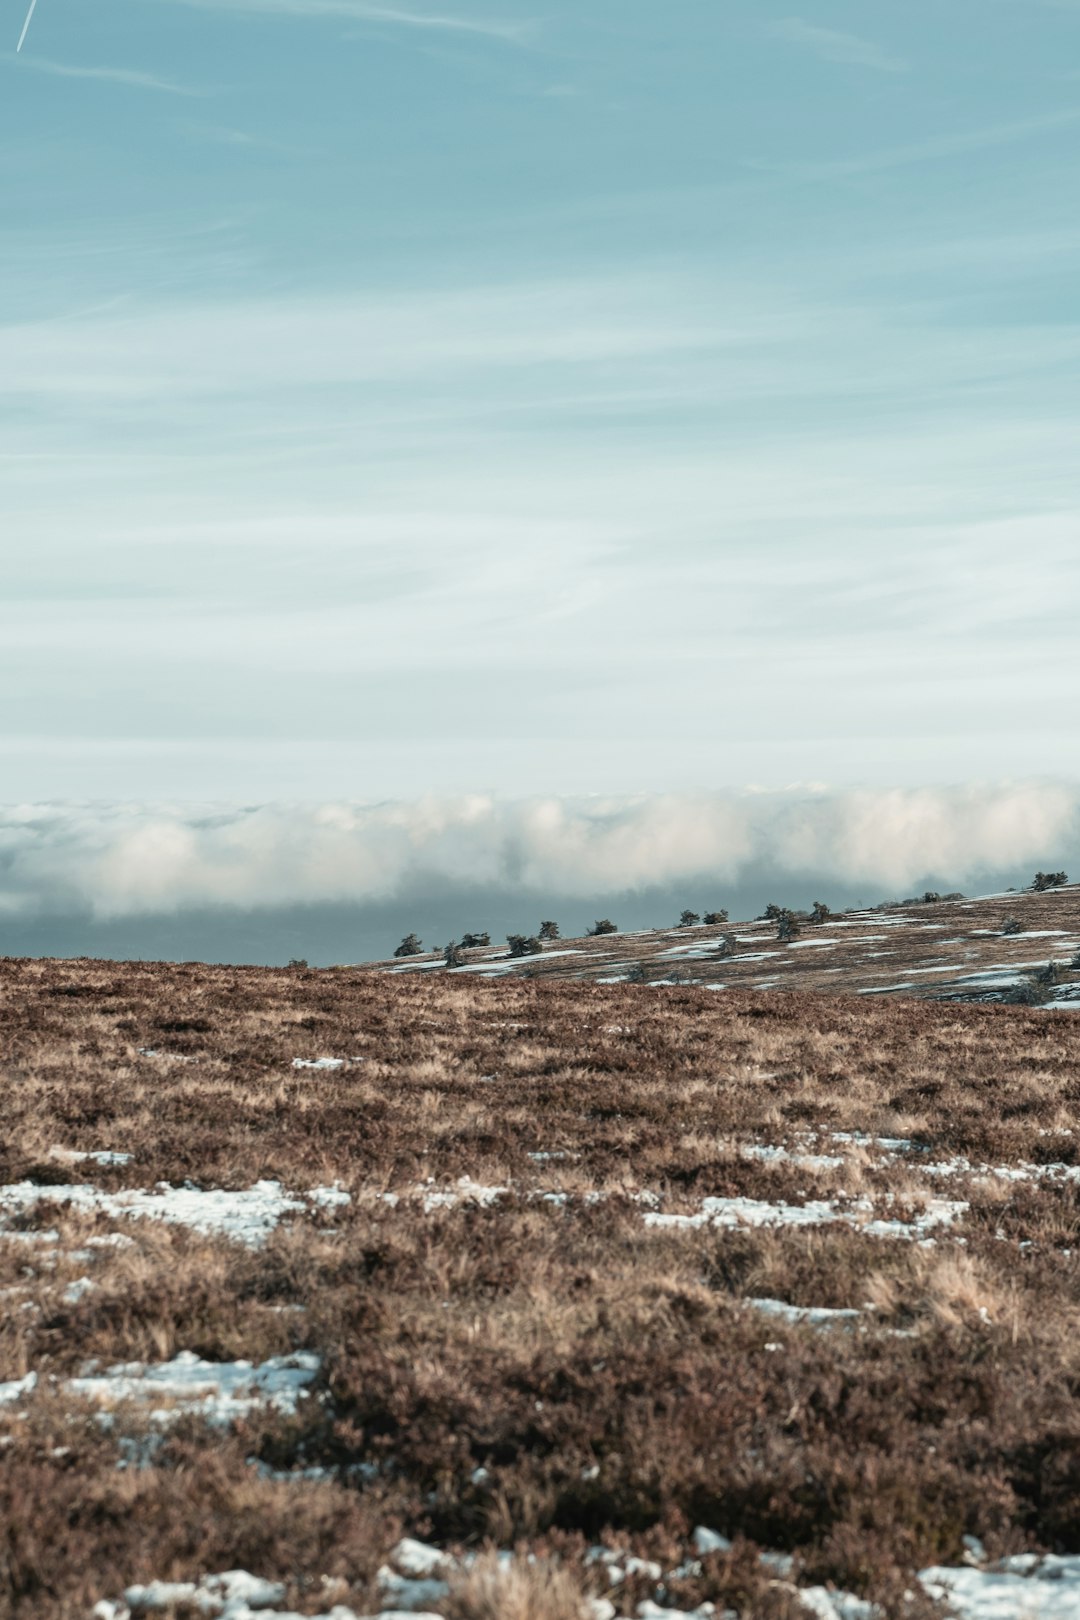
left=797, top=1590, right=874, bottom=1620
left=0, top=1178, right=344, bottom=1248
left=390, top=1541, right=447, bottom=1579
left=919, top=1556, right=1080, bottom=1617
left=0, top=1371, right=37, bottom=1405
left=308, top=1184, right=352, bottom=1209
left=66, top=1350, right=320, bottom=1425
left=741, top=1145, right=844, bottom=1171
left=587, top=1549, right=663, bottom=1587
left=829, top=1132, right=916, bottom=1153
left=49, top=1148, right=133, bottom=1167
left=746, top=1298, right=862, bottom=1327
left=920, top=1157, right=1080, bottom=1185
left=99, top=1565, right=367, bottom=1619
left=376, top=1567, right=450, bottom=1612
left=421, top=1177, right=508, bottom=1214
left=692, top=1527, right=733, bottom=1556
left=645, top=1193, right=965, bottom=1241
left=292, top=1058, right=346, bottom=1070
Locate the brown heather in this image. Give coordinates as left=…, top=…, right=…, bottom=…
left=0, top=955, right=1079, bottom=1617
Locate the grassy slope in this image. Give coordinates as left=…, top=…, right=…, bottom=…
left=376, top=885, right=1080, bottom=1003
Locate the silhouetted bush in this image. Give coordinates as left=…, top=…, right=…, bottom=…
left=703, top=910, right=728, bottom=926
left=461, top=933, right=490, bottom=949
left=679, top=910, right=700, bottom=928
left=444, top=941, right=468, bottom=968
left=589, top=920, right=618, bottom=936
left=715, top=932, right=738, bottom=958
left=286, top=958, right=308, bottom=970
left=1035, top=960, right=1070, bottom=987
left=539, top=921, right=560, bottom=941
left=393, top=934, right=423, bottom=958
left=776, top=909, right=801, bottom=943
left=923, top=892, right=942, bottom=904
left=1001, top=918, right=1024, bottom=937
left=943, top=892, right=966, bottom=901
left=1033, top=870, right=1069, bottom=891
left=759, top=903, right=784, bottom=921
left=627, top=962, right=649, bottom=983
left=507, top=934, right=543, bottom=958
left=1001, top=979, right=1053, bottom=1007
left=810, top=901, right=832, bottom=924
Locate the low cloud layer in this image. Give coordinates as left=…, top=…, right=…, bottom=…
left=1, top=784, right=1077, bottom=922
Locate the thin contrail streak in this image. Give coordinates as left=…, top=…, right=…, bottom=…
left=17, top=0, right=40, bottom=52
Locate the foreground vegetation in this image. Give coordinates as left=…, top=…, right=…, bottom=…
left=2, top=958, right=1080, bottom=1617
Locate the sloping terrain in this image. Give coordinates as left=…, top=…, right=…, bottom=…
left=379, top=884, right=1080, bottom=1005
left=2, top=960, right=1080, bottom=1617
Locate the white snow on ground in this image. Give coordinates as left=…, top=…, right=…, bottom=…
left=645, top=1193, right=966, bottom=1240
left=376, top=1173, right=970, bottom=1242
left=0, top=1228, right=59, bottom=1247
left=292, top=1058, right=346, bottom=1070
left=49, top=1148, right=133, bottom=1166
left=927, top=1159, right=1080, bottom=1183
left=919, top=1555, right=1080, bottom=1617
left=453, top=949, right=585, bottom=974
left=746, top=1298, right=863, bottom=1327
left=92, top=1535, right=1080, bottom=1620
left=741, top=1145, right=845, bottom=1171
left=376, top=1567, right=451, bottom=1611
left=0, top=1179, right=350, bottom=1247
left=829, top=1133, right=916, bottom=1153
left=0, top=1372, right=37, bottom=1405
left=94, top=1565, right=379, bottom=1619
left=416, top=1176, right=508, bottom=1214
left=66, top=1350, right=320, bottom=1423
left=796, top=1592, right=873, bottom=1620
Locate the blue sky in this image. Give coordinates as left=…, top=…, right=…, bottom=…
left=3, top=0, right=1080, bottom=809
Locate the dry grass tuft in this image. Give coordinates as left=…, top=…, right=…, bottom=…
left=443, top=1555, right=590, bottom=1620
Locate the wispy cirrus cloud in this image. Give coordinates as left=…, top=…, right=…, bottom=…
left=160, top=0, right=535, bottom=43
left=10, top=55, right=206, bottom=94
left=341, top=1, right=534, bottom=39
left=768, top=16, right=908, bottom=73
left=786, top=106, right=1080, bottom=178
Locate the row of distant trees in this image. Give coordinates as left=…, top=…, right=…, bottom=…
left=393, top=909, right=740, bottom=961
left=392, top=871, right=1072, bottom=960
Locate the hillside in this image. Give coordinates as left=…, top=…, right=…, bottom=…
left=1, top=957, right=1079, bottom=1618
left=379, top=883, right=1080, bottom=1005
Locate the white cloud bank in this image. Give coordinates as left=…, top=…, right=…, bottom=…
left=0, top=785, right=1076, bottom=919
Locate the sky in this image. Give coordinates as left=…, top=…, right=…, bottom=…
left=3, top=0, right=1080, bottom=958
